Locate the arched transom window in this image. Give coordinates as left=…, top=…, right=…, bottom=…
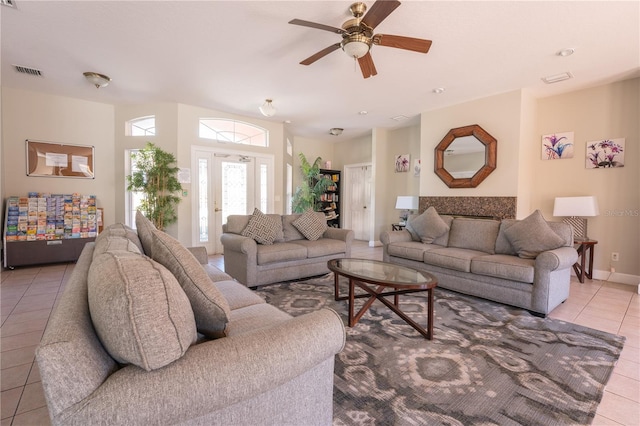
left=127, top=116, right=156, bottom=136
left=199, top=118, right=268, bottom=147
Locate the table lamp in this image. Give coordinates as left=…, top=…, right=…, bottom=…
left=552, top=196, right=599, bottom=241
left=395, top=196, right=418, bottom=225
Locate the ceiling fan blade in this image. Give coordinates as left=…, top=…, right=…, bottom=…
left=358, top=52, right=378, bottom=79
left=289, top=19, right=345, bottom=35
left=300, top=43, right=342, bottom=65
left=375, top=34, right=432, bottom=53
left=361, top=0, right=401, bottom=30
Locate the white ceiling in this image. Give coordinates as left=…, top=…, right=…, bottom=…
left=2, top=1, right=639, bottom=141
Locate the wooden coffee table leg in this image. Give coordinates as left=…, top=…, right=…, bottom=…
left=427, top=287, right=434, bottom=340
left=348, top=278, right=355, bottom=326
left=334, top=272, right=340, bottom=300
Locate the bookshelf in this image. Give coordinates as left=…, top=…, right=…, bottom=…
left=318, top=169, right=341, bottom=228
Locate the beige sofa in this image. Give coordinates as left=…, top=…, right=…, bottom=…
left=36, top=213, right=345, bottom=425
left=381, top=208, right=578, bottom=316
left=221, top=210, right=354, bottom=288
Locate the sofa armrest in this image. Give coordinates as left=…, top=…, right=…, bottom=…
left=57, top=308, right=345, bottom=425
left=535, top=246, right=578, bottom=271
left=380, top=229, right=412, bottom=245
left=187, top=246, right=209, bottom=264
left=323, top=227, right=354, bottom=243
left=220, top=233, right=257, bottom=256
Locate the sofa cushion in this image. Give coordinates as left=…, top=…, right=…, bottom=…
left=214, top=280, right=266, bottom=310
left=433, top=215, right=454, bottom=246
left=387, top=241, right=442, bottom=261
left=256, top=242, right=308, bottom=265
left=242, top=208, right=281, bottom=245
left=93, top=235, right=141, bottom=259
left=282, top=214, right=306, bottom=241
left=504, top=210, right=566, bottom=259
left=224, top=303, right=292, bottom=337
left=135, top=210, right=156, bottom=256
left=96, top=222, right=144, bottom=253
left=448, top=218, right=500, bottom=254
left=289, top=238, right=346, bottom=258
left=471, top=254, right=535, bottom=283
left=495, top=219, right=518, bottom=255
left=423, top=247, right=487, bottom=273
left=293, top=209, right=328, bottom=241
left=407, top=207, right=450, bottom=244
left=151, top=229, right=231, bottom=338
left=88, top=250, right=197, bottom=371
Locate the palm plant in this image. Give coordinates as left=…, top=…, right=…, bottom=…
left=126, top=142, right=182, bottom=231
left=291, top=153, right=332, bottom=213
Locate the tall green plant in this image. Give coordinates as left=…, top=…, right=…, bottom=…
left=291, top=153, right=332, bottom=213
left=126, top=142, right=182, bottom=231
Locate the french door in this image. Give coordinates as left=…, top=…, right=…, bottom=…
left=344, top=164, right=373, bottom=242
left=193, top=149, right=273, bottom=254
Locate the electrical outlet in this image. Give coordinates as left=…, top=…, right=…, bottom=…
left=611, top=252, right=619, bottom=262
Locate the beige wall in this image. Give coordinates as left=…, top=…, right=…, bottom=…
left=420, top=90, right=524, bottom=198
left=1, top=87, right=116, bottom=226
left=534, top=78, right=639, bottom=280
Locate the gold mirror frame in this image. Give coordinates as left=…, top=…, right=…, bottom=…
left=434, top=124, right=497, bottom=188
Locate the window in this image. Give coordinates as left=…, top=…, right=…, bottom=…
left=126, top=116, right=156, bottom=136
left=286, top=138, right=293, bottom=156
left=199, top=118, right=268, bottom=147
left=286, top=163, right=293, bottom=214
left=125, top=149, right=144, bottom=228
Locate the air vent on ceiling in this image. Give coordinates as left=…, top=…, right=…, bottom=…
left=13, top=65, right=43, bottom=77
left=1, top=0, right=16, bottom=8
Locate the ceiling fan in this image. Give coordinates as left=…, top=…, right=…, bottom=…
left=289, top=0, right=432, bottom=79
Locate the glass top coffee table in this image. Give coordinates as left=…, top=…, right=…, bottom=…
left=327, top=258, right=437, bottom=340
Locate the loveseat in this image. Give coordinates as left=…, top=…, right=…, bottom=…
left=221, top=209, right=354, bottom=288
left=380, top=208, right=578, bottom=316
left=36, top=212, right=345, bottom=425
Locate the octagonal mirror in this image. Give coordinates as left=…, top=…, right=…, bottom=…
left=434, top=124, right=497, bottom=188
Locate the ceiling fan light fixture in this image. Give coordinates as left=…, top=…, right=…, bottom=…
left=259, top=99, right=276, bottom=117
left=341, top=34, right=371, bottom=59
left=83, top=71, right=111, bottom=89
left=329, top=128, right=344, bottom=136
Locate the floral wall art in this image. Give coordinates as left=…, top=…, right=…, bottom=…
left=395, top=154, right=410, bottom=173
left=541, top=132, right=574, bottom=160
left=586, top=138, right=625, bottom=168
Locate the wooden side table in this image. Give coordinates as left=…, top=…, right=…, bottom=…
left=392, top=223, right=406, bottom=231
left=573, top=239, right=597, bottom=283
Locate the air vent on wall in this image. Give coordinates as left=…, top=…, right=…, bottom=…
left=13, top=65, right=43, bottom=77
left=1, top=0, right=16, bottom=8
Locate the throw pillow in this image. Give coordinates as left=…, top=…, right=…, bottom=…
left=88, top=250, right=197, bottom=371
left=151, top=229, right=231, bottom=338
left=241, top=208, right=280, bottom=245
left=503, top=210, right=566, bottom=259
left=95, top=223, right=144, bottom=253
left=135, top=210, right=156, bottom=256
left=292, top=209, right=328, bottom=241
left=407, top=207, right=450, bottom=244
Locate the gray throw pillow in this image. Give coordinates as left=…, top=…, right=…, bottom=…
left=292, top=209, right=328, bottom=241
left=151, top=229, right=231, bottom=338
left=407, top=207, right=450, bottom=244
left=241, top=208, right=280, bottom=245
left=88, top=250, right=197, bottom=371
left=135, top=210, right=156, bottom=256
left=504, top=210, right=566, bottom=259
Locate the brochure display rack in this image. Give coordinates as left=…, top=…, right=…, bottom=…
left=3, top=193, right=99, bottom=268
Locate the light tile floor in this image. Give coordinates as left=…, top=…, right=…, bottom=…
left=1, top=241, right=638, bottom=425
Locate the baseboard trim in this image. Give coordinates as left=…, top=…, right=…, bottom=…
left=588, top=269, right=640, bottom=286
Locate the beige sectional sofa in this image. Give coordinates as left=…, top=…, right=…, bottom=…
left=381, top=208, right=578, bottom=316
left=221, top=210, right=354, bottom=288
left=36, top=213, right=345, bottom=425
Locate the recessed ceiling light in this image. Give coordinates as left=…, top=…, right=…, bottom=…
left=557, top=48, right=575, bottom=57
left=433, top=87, right=446, bottom=94
left=542, top=72, right=573, bottom=84
left=391, top=115, right=409, bottom=121
left=358, top=110, right=368, bottom=115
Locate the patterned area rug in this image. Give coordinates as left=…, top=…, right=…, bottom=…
left=256, top=275, right=626, bottom=426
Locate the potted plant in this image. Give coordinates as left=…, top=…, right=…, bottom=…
left=291, top=153, right=332, bottom=213
left=126, top=142, right=182, bottom=231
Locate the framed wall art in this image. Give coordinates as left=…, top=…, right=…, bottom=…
left=26, top=140, right=95, bottom=178
left=541, top=131, right=574, bottom=160
left=586, top=138, right=625, bottom=168
left=395, top=154, right=410, bottom=173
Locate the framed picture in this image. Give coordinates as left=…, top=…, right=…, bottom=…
left=541, top=132, right=574, bottom=160
left=26, top=140, right=95, bottom=178
left=586, top=138, right=625, bottom=168
left=395, top=154, right=410, bottom=173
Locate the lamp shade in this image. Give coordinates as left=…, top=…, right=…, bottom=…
left=553, top=196, right=599, bottom=217
left=259, top=99, right=276, bottom=117
left=395, top=196, right=418, bottom=210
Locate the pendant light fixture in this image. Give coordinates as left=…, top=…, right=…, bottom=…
left=259, top=99, right=276, bottom=117
left=83, top=72, right=111, bottom=89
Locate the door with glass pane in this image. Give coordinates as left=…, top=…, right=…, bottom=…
left=194, top=150, right=272, bottom=254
